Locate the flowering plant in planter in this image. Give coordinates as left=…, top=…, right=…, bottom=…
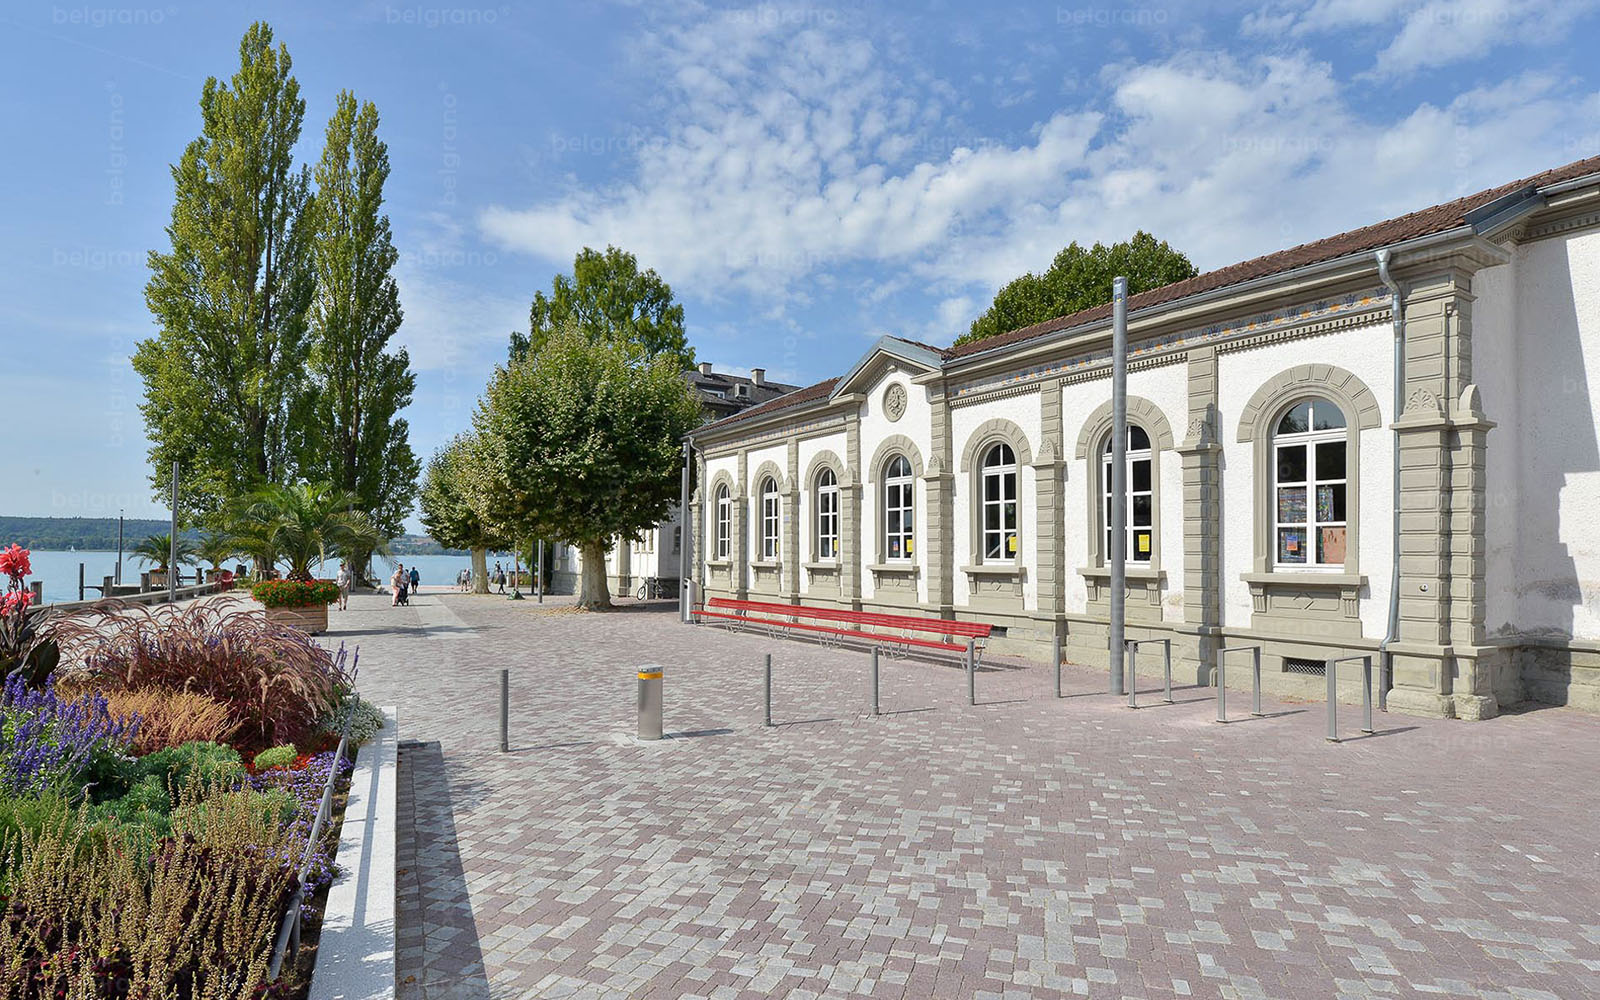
left=0, top=543, right=59, bottom=687
left=250, top=579, right=341, bottom=608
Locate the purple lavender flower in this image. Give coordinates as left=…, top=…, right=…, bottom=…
left=0, top=672, right=139, bottom=794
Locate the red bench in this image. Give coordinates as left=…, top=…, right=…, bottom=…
left=694, top=596, right=991, bottom=665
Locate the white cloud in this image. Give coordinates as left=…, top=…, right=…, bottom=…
left=477, top=5, right=1600, bottom=347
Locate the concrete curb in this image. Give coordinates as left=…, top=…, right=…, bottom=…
left=310, top=706, right=399, bottom=1000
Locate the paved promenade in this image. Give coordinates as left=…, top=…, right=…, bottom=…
left=327, top=591, right=1600, bottom=1000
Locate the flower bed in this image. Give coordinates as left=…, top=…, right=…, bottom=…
left=252, top=579, right=341, bottom=608
left=0, top=560, right=382, bottom=999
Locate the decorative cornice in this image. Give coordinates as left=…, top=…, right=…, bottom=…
left=1522, top=209, right=1600, bottom=242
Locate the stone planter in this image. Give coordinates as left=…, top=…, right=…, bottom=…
left=263, top=603, right=330, bottom=634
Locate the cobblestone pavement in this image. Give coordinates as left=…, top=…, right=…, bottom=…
left=327, top=591, right=1600, bottom=1000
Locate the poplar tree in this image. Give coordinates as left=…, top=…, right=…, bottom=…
left=135, top=22, right=314, bottom=520
left=302, top=91, right=418, bottom=558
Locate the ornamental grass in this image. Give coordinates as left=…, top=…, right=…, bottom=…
left=51, top=684, right=239, bottom=755
left=44, top=602, right=349, bottom=751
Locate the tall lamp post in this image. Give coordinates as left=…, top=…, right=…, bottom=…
left=1109, top=277, right=1128, bottom=695
left=509, top=540, right=525, bottom=600
left=115, top=510, right=124, bottom=587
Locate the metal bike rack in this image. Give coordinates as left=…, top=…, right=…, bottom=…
left=1124, top=638, right=1172, bottom=709
left=1052, top=634, right=1063, bottom=698
left=763, top=653, right=773, bottom=727
left=1325, top=654, right=1375, bottom=742
left=965, top=638, right=977, bottom=705
left=1215, top=645, right=1263, bottom=723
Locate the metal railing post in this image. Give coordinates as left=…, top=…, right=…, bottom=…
left=1362, top=654, right=1374, bottom=734
left=1162, top=639, right=1173, bottom=704
left=1251, top=647, right=1263, bottom=717
left=1053, top=634, right=1062, bottom=698
left=1216, top=650, right=1226, bottom=723
left=870, top=647, right=880, bottom=717
left=764, top=653, right=772, bottom=727
left=1126, top=641, right=1137, bottom=709
left=965, top=638, right=976, bottom=705
left=1326, top=659, right=1339, bottom=742
left=499, top=668, right=509, bottom=753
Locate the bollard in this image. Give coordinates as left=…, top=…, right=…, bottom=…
left=1325, top=659, right=1339, bottom=742
left=1052, top=634, right=1062, bottom=698
left=870, top=647, right=880, bottom=716
left=1361, top=655, right=1374, bottom=734
left=638, top=665, right=663, bottom=740
left=763, top=653, right=772, bottom=727
left=1126, top=642, right=1138, bottom=709
left=79, top=562, right=85, bottom=602
left=965, top=638, right=976, bottom=705
left=499, top=669, right=509, bottom=753
left=1162, top=640, right=1173, bottom=704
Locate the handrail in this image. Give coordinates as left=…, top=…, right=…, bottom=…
left=1124, top=638, right=1173, bottom=708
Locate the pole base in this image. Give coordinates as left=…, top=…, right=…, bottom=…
left=509, top=591, right=525, bottom=601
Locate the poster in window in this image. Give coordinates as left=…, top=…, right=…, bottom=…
left=1137, top=532, right=1150, bottom=554
left=1007, top=534, right=1018, bottom=553
left=1319, top=526, right=1347, bottom=564
left=906, top=537, right=914, bottom=554
left=1278, top=527, right=1306, bottom=563
left=1277, top=486, right=1307, bottom=523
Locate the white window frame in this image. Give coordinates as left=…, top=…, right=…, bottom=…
left=980, top=443, right=1018, bottom=562
left=1272, top=398, right=1348, bottom=570
left=815, top=469, right=839, bottom=561
left=883, top=455, right=914, bottom=561
left=714, top=486, right=731, bottom=560
left=1101, top=426, right=1153, bottom=564
left=759, top=477, right=780, bottom=560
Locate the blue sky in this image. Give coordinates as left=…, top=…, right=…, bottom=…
left=6, top=0, right=1599, bottom=527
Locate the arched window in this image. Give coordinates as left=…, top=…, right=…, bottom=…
left=714, top=485, right=731, bottom=559
left=883, top=456, right=914, bottom=560
left=980, top=443, right=1017, bottom=561
left=1273, top=399, right=1347, bottom=568
left=815, top=469, right=839, bottom=560
left=1102, top=425, right=1153, bottom=563
left=759, top=476, right=780, bottom=560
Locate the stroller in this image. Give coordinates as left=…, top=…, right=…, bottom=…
left=397, top=581, right=410, bottom=606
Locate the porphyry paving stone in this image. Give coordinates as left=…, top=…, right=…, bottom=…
left=328, top=591, right=1600, bottom=999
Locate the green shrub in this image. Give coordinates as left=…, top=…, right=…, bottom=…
left=317, top=696, right=385, bottom=746
left=135, top=741, right=245, bottom=790
left=253, top=744, right=297, bottom=771
left=250, top=578, right=340, bottom=607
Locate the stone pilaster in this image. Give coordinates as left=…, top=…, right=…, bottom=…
left=690, top=454, right=705, bottom=607
left=843, top=412, right=863, bottom=608
left=783, top=439, right=801, bottom=601
left=926, top=383, right=955, bottom=616
left=1177, top=348, right=1222, bottom=680
left=733, top=450, right=749, bottom=600
left=1033, top=380, right=1065, bottom=623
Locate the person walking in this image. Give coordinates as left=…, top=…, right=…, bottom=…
left=495, top=562, right=506, bottom=594
left=409, top=566, right=420, bottom=596
left=335, top=562, right=353, bottom=611
left=391, top=563, right=406, bottom=607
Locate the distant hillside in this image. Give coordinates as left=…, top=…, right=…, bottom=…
left=387, top=534, right=467, bottom=556
left=0, top=516, right=193, bottom=550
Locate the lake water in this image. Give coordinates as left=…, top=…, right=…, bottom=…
left=19, top=549, right=489, bottom=605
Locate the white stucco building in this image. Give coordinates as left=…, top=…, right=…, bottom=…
left=686, top=155, right=1600, bottom=721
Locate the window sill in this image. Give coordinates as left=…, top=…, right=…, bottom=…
left=1241, top=571, right=1366, bottom=588
left=706, top=559, right=732, bottom=568
left=750, top=559, right=781, bottom=570
left=1078, top=565, right=1164, bottom=582
left=869, top=562, right=919, bottom=575
left=961, top=563, right=1021, bottom=576
left=804, top=560, right=841, bottom=572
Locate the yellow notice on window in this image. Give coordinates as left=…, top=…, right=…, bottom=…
left=1007, top=534, right=1017, bottom=553
left=906, top=538, right=914, bottom=554
left=1138, top=535, right=1150, bottom=554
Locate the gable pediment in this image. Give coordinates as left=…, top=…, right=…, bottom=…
left=829, top=336, right=945, bottom=399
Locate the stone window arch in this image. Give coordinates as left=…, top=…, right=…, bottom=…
left=804, top=450, right=846, bottom=562
left=959, top=419, right=1032, bottom=568
left=706, top=470, right=735, bottom=561
left=1074, top=397, right=1176, bottom=569
left=867, top=436, right=924, bottom=564
left=1235, top=365, right=1381, bottom=576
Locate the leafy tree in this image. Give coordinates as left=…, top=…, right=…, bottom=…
left=132, top=533, right=198, bottom=572
left=196, top=531, right=238, bottom=571
left=418, top=435, right=512, bottom=595
left=957, top=232, right=1198, bottom=347
left=477, top=328, right=702, bottom=609
left=224, top=482, right=387, bottom=581
left=509, top=246, right=693, bottom=367
left=301, top=90, right=418, bottom=555
left=134, top=22, right=315, bottom=520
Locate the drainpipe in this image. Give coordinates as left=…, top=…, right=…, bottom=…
left=1375, top=249, right=1404, bottom=710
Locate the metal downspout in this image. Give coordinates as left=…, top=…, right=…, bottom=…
left=1376, top=249, right=1404, bottom=710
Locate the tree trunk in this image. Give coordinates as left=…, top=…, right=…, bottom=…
left=577, top=539, right=612, bottom=610
left=471, top=547, right=489, bottom=594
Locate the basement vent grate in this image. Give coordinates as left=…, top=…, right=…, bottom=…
left=1283, top=656, right=1326, bottom=676
left=990, top=626, right=1008, bottom=638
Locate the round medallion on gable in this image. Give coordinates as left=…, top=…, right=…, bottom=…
left=884, top=383, right=908, bottom=422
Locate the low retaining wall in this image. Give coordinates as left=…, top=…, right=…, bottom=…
left=310, top=706, right=398, bottom=1000
left=37, top=582, right=223, bottom=614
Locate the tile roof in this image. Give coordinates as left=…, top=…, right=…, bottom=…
left=694, top=154, right=1600, bottom=436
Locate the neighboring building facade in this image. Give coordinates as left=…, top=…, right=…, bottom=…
left=551, top=364, right=799, bottom=596
left=686, top=155, right=1600, bottom=721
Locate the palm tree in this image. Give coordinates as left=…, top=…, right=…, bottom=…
left=224, top=482, right=392, bottom=582
left=132, top=532, right=197, bottom=572
left=196, top=531, right=237, bottom=572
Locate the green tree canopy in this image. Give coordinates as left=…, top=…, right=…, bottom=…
left=477, top=327, right=702, bottom=609
left=509, top=246, right=693, bottom=368
left=224, top=481, right=387, bottom=581
left=132, top=533, right=197, bottom=571
left=419, top=435, right=513, bottom=594
left=956, top=232, right=1198, bottom=347
left=135, top=21, right=315, bottom=520
left=301, top=90, right=418, bottom=548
